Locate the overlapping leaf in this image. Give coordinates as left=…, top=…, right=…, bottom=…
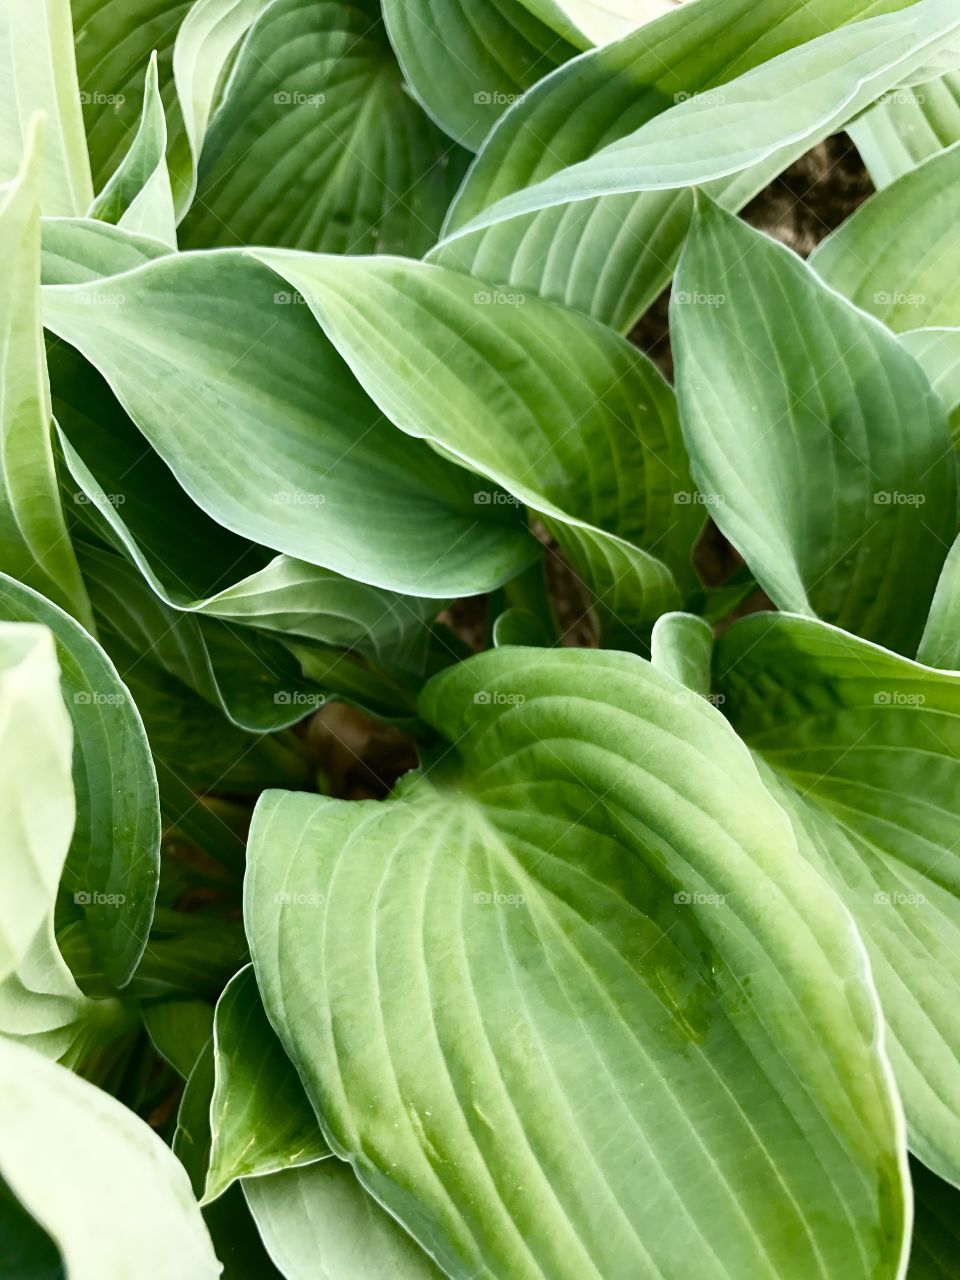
left=247, top=645, right=908, bottom=1280
left=715, top=612, right=960, bottom=1184
left=671, top=197, right=957, bottom=657
left=850, top=72, right=960, bottom=187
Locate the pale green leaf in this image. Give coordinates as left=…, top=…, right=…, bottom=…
left=41, top=213, right=171, bottom=282
left=650, top=609, right=712, bottom=697
left=1, top=123, right=91, bottom=625
left=671, top=197, right=957, bottom=657
left=0, top=0, right=92, bottom=214
left=716, top=612, right=960, bottom=1183
left=244, top=1162, right=445, bottom=1279
left=919, top=532, right=960, bottom=668
left=246, top=645, right=908, bottom=1280
left=179, top=0, right=469, bottom=255
left=88, top=51, right=177, bottom=247
left=900, top=327, right=960, bottom=441
left=254, top=250, right=700, bottom=646
left=810, top=140, right=960, bottom=330
left=40, top=249, right=535, bottom=598
left=205, top=965, right=329, bottom=1203
left=434, top=0, right=949, bottom=330
left=381, top=0, right=580, bottom=152
left=0, top=1036, right=219, bottom=1279
left=850, top=72, right=960, bottom=187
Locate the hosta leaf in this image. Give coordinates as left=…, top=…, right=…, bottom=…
left=41, top=249, right=535, bottom=598
left=180, top=0, right=470, bottom=255
left=0, top=620, right=131, bottom=1066
left=0, top=573, right=160, bottom=987
left=810, top=141, right=960, bottom=330
left=715, top=612, right=960, bottom=1184
left=1, top=124, right=90, bottom=625
left=671, top=197, right=957, bottom=657
left=256, top=251, right=700, bottom=646
left=650, top=609, right=712, bottom=697
left=51, top=348, right=439, bottom=674
left=900, top=328, right=960, bottom=441
left=87, top=52, right=176, bottom=247
left=71, top=0, right=191, bottom=190
left=0, top=624, right=74, bottom=985
left=205, top=965, right=329, bottom=1202
left=919, top=532, right=960, bottom=668
left=143, top=997, right=215, bottom=1078
left=0, top=1036, right=219, bottom=1278
left=850, top=72, right=960, bottom=187
left=909, top=1160, right=960, bottom=1276
left=435, top=0, right=948, bottom=330
left=244, top=1162, right=445, bottom=1279
left=247, top=646, right=908, bottom=1280
left=41, top=213, right=171, bottom=282
left=517, top=0, right=683, bottom=44
left=381, top=0, right=580, bottom=152
left=0, top=1, right=92, bottom=214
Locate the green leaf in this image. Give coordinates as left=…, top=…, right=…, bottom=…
left=41, top=213, right=171, bottom=282
left=0, top=572, right=160, bottom=987
left=516, top=0, right=674, bottom=44
left=246, top=645, right=908, bottom=1280
left=0, top=1, right=93, bottom=214
left=810, top=140, right=960, bottom=330
left=255, top=251, right=700, bottom=647
left=0, top=1037, right=219, bottom=1278
left=381, top=0, right=580, bottom=152
left=850, top=72, right=960, bottom=187
left=88, top=51, right=176, bottom=247
left=909, top=1160, right=960, bottom=1277
left=1, top=123, right=91, bottom=625
left=143, top=998, right=215, bottom=1079
left=900, top=327, right=960, bottom=442
left=179, top=0, right=470, bottom=255
left=650, top=609, right=713, bottom=698
left=715, top=612, right=960, bottom=1184
left=205, top=965, right=329, bottom=1203
left=71, top=0, right=192, bottom=191
left=41, top=249, right=535, bottom=598
left=919, top=532, right=960, bottom=668
left=0, top=1175, right=64, bottom=1280
left=244, top=1162, right=445, bottom=1279
left=671, top=197, right=957, bottom=657
left=435, top=0, right=951, bottom=330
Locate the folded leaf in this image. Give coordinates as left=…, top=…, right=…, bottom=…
left=0, top=0, right=92, bottom=213
left=255, top=250, right=700, bottom=646
left=41, top=249, right=535, bottom=598
left=715, top=612, right=960, bottom=1184
left=205, top=965, right=329, bottom=1202
left=0, top=1036, right=219, bottom=1279
left=88, top=51, right=176, bottom=247
left=247, top=645, right=908, bottom=1280
left=672, top=197, right=957, bottom=657
left=1, top=123, right=91, bottom=625
left=0, top=573, right=160, bottom=987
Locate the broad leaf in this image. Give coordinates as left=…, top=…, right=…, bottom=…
left=41, top=213, right=171, bottom=282
left=256, top=250, right=700, bottom=646
left=909, top=1160, right=960, bottom=1276
left=180, top=0, right=470, bottom=255
left=850, top=72, right=960, bottom=187
left=919, top=532, right=960, bottom=668
left=0, top=0, right=92, bottom=214
left=0, top=572, right=160, bottom=987
left=71, top=0, right=191, bottom=190
left=671, top=197, right=957, bottom=657
left=88, top=51, right=176, bottom=246
left=205, top=965, right=329, bottom=1202
left=810, top=140, right=960, bottom=330
left=41, top=249, right=535, bottom=598
left=900, top=327, right=960, bottom=442
left=435, top=0, right=948, bottom=330
left=247, top=645, right=908, bottom=1279
left=0, top=1036, right=219, bottom=1278
left=381, top=0, right=580, bottom=152
left=715, top=612, right=960, bottom=1184
left=143, top=998, right=215, bottom=1079
left=244, top=1162, right=445, bottom=1279
left=1, top=123, right=90, bottom=625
